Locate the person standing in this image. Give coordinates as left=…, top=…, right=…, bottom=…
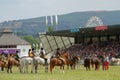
left=104, top=54, right=109, bottom=70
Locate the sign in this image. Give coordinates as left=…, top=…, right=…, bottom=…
left=95, top=26, right=108, bottom=31
left=70, top=28, right=80, bottom=32
left=0, top=49, right=20, bottom=54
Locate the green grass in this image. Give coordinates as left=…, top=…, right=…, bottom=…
left=0, top=65, right=120, bottom=80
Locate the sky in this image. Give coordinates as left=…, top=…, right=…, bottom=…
left=0, top=0, right=120, bottom=22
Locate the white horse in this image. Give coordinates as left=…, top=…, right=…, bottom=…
left=31, top=52, right=53, bottom=73
left=19, top=57, right=33, bottom=73
left=110, top=57, right=120, bottom=66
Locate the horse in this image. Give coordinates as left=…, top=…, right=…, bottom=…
left=0, top=60, right=4, bottom=71
left=50, top=52, right=69, bottom=74
left=66, top=55, right=80, bottom=70
left=5, top=54, right=20, bottom=73
left=90, top=56, right=101, bottom=70
left=110, top=57, right=120, bottom=66
left=84, top=56, right=91, bottom=71
left=83, top=54, right=100, bottom=71
left=19, top=56, right=33, bottom=73
left=31, top=52, right=53, bottom=73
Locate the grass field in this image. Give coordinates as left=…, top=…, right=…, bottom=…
left=0, top=65, right=120, bottom=80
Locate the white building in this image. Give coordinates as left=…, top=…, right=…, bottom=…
left=0, top=29, right=31, bottom=58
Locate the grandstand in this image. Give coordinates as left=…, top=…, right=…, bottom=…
left=39, top=25, right=120, bottom=54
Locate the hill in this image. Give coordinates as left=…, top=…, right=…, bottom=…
left=0, top=10, right=120, bottom=37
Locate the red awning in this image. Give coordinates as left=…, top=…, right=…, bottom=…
left=95, top=26, right=108, bottom=31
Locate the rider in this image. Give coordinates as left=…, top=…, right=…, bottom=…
left=40, top=48, right=45, bottom=58
left=14, top=51, right=20, bottom=62
left=40, top=48, right=47, bottom=65
left=28, top=48, right=35, bottom=58
left=0, top=52, right=7, bottom=71
left=56, top=48, right=64, bottom=65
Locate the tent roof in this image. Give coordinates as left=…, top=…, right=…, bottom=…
left=0, top=29, right=30, bottom=45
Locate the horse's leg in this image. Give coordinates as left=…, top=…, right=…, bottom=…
left=62, top=65, right=65, bottom=73
left=26, top=63, right=29, bottom=73
left=91, top=63, right=94, bottom=68
left=94, top=63, right=96, bottom=70
left=35, top=61, right=38, bottom=73
left=102, top=64, right=104, bottom=70
left=73, top=64, right=76, bottom=70
left=70, top=64, right=72, bottom=70
left=31, top=62, right=34, bottom=73
left=1, top=63, right=4, bottom=71
left=19, top=61, right=23, bottom=73
left=88, top=64, right=91, bottom=71
left=7, top=62, right=11, bottom=73
left=45, top=63, right=48, bottom=73
left=102, top=62, right=105, bottom=70
left=19, top=65, right=23, bottom=73
left=50, top=64, right=54, bottom=74
left=67, top=64, right=69, bottom=69
left=86, top=66, right=88, bottom=71
left=10, top=65, right=12, bottom=73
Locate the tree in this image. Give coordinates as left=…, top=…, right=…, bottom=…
left=21, top=35, right=40, bottom=49
left=48, top=26, right=54, bottom=32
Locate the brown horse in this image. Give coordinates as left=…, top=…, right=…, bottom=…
left=91, top=57, right=101, bottom=70
left=6, top=54, right=20, bottom=73
left=0, top=60, right=4, bottom=71
left=66, top=55, right=80, bottom=70
left=84, top=55, right=100, bottom=71
left=50, top=52, right=69, bottom=74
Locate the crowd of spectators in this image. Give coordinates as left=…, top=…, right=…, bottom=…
left=62, top=40, right=120, bottom=59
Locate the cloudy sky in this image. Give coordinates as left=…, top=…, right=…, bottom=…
left=0, top=0, right=120, bottom=22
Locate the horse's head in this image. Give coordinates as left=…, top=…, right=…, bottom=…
left=61, top=52, right=69, bottom=59
left=111, top=57, right=117, bottom=62
left=45, top=52, right=53, bottom=59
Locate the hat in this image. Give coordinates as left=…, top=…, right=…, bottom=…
left=41, top=48, right=43, bottom=50
left=57, top=48, right=60, bottom=50
left=16, top=51, right=19, bottom=53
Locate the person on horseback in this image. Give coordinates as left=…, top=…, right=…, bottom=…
left=40, top=48, right=45, bottom=58
left=28, top=48, right=35, bottom=58
left=0, top=52, right=7, bottom=71
left=39, top=48, right=47, bottom=65
left=14, top=51, right=20, bottom=62
left=56, top=48, right=64, bottom=65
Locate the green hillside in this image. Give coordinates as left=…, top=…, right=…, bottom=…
left=0, top=10, right=120, bottom=36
